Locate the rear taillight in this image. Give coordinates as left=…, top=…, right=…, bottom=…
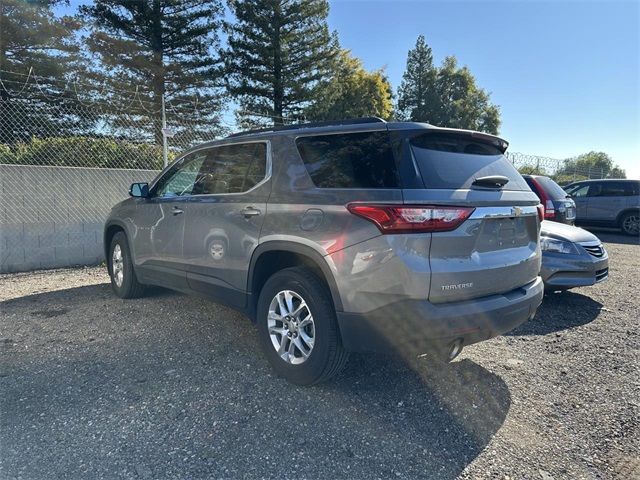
left=529, top=177, right=555, bottom=219
left=347, top=204, right=475, bottom=233
left=544, top=199, right=555, bottom=219
left=537, top=204, right=545, bottom=222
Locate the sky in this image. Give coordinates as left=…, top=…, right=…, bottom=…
left=55, top=0, right=639, bottom=178
left=327, top=0, right=639, bottom=178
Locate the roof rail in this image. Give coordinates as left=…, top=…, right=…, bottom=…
left=226, top=117, right=386, bottom=138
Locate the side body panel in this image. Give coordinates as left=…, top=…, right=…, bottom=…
left=130, top=196, right=190, bottom=289
left=182, top=183, right=271, bottom=308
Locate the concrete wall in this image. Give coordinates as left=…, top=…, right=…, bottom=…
left=0, top=164, right=158, bottom=273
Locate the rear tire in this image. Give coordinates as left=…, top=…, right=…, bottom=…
left=620, top=211, right=639, bottom=236
left=256, top=267, right=349, bottom=385
left=108, top=232, right=146, bottom=299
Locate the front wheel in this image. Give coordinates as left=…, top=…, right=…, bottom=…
left=108, top=232, right=146, bottom=299
left=620, top=211, right=640, bottom=236
left=256, top=267, right=349, bottom=385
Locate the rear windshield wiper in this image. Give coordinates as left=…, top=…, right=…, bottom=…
left=471, top=175, right=510, bottom=189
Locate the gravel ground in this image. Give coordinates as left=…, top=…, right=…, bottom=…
left=1, top=232, right=638, bottom=480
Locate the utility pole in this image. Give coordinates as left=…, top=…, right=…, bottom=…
left=161, top=94, right=168, bottom=168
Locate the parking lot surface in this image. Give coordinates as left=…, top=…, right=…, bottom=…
left=1, top=232, right=638, bottom=479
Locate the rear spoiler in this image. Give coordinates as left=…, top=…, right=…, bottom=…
left=430, top=127, right=509, bottom=153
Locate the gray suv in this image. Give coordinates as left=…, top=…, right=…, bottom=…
left=104, top=118, right=544, bottom=385
left=564, top=179, right=640, bottom=235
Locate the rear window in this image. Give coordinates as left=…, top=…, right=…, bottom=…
left=296, top=131, right=399, bottom=188
left=409, top=133, right=529, bottom=191
left=532, top=176, right=569, bottom=200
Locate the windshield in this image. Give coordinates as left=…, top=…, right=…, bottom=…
left=409, top=133, right=530, bottom=190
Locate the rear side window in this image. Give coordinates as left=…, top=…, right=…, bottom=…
left=409, top=133, right=529, bottom=191
left=589, top=181, right=639, bottom=197
left=296, top=131, right=399, bottom=188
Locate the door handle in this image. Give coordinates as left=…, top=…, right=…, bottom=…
left=242, top=206, right=261, bottom=217
left=172, top=207, right=184, bottom=215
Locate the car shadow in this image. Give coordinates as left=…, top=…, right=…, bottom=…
left=507, top=290, right=603, bottom=336
left=0, top=284, right=511, bottom=479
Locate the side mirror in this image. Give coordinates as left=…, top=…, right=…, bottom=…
left=129, top=182, right=150, bottom=198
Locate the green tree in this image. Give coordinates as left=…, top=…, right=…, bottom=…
left=0, top=0, right=83, bottom=143
left=0, top=0, right=79, bottom=77
left=224, top=0, right=337, bottom=127
left=80, top=0, right=226, bottom=144
left=396, top=35, right=438, bottom=123
left=306, top=49, right=393, bottom=121
left=517, top=165, right=548, bottom=176
left=397, top=36, right=500, bottom=134
left=557, top=151, right=626, bottom=180
left=435, top=56, right=500, bottom=134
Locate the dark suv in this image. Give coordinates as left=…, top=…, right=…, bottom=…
left=522, top=174, right=576, bottom=225
left=564, top=179, right=640, bottom=235
left=105, top=118, right=544, bottom=385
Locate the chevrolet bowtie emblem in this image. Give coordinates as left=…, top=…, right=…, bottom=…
left=512, top=207, right=522, bottom=217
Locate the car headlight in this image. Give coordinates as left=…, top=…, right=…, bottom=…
left=540, top=236, right=579, bottom=254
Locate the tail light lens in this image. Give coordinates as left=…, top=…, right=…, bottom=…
left=537, top=204, right=545, bottom=222
left=544, top=199, right=555, bottom=219
left=347, top=204, right=475, bottom=233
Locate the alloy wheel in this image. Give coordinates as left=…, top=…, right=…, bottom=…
left=623, top=214, right=639, bottom=235
left=112, top=244, right=124, bottom=287
left=267, top=290, right=315, bottom=365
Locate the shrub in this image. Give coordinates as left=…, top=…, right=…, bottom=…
left=0, top=136, right=176, bottom=170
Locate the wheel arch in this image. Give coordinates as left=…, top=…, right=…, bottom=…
left=103, top=221, right=128, bottom=274
left=616, top=207, right=640, bottom=225
left=247, top=241, right=343, bottom=322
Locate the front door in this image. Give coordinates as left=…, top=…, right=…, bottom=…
left=182, top=141, right=271, bottom=308
left=566, top=183, right=590, bottom=220
left=133, top=151, right=207, bottom=289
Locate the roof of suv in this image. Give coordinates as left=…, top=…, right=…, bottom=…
left=568, top=179, right=638, bottom=183
left=213, top=117, right=510, bottom=152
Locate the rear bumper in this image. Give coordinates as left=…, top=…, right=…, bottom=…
left=336, top=277, right=544, bottom=354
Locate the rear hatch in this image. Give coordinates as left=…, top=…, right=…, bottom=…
left=399, top=128, right=541, bottom=304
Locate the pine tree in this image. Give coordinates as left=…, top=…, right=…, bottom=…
left=397, top=35, right=501, bottom=134
left=396, top=35, right=438, bottom=122
left=80, top=0, right=226, bottom=145
left=0, top=0, right=82, bottom=143
left=224, top=0, right=337, bottom=127
left=306, top=49, right=392, bottom=121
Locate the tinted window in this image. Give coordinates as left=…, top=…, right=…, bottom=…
left=153, top=152, right=207, bottom=197
left=566, top=184, right=589, bottom=198
left=194, top=143, right=267, bottom=195
left=588, top=182, right=627, bottom=197
left=296, top=131, right=399, bottom=188
left=534, top=176, right=569, bottom=200
left=409, top=133, right=529, bottom=190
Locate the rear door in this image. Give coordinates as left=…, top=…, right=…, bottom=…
left=586, top=181, right=628, bottom=222
left=398, top=129, right=541, bottom=303
left=182, top=141, right=271, bottom=308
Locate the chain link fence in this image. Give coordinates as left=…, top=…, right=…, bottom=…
left=0, top=70, right=225, bottom=272
left=505, top=152, right=617, bottom=185
left=0, top=69, right=620, bottom=272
